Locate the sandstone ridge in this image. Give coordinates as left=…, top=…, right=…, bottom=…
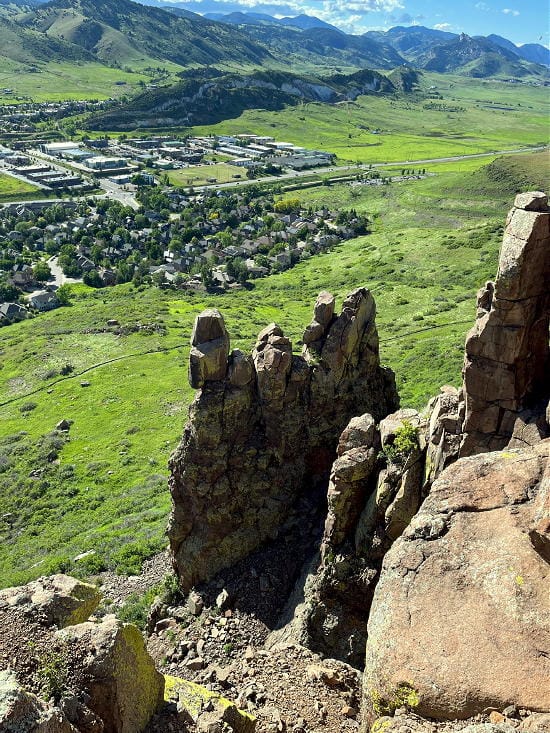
left=168, top=287, right=398, bottom=591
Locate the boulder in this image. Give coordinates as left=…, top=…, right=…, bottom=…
left=165, top=675, right=256, bottom=733
left=0, top=575, right=101, bottom=629
left=314, top=290, right=335, bottom=326
left=424, top=386, right=462, bottom=487
left=188, top=309, right=230, bottom=388
left=364, top=440, right=550, bottom=721
left=57, top=615, right=164, bottom=733
left=0, top=671, right=77, bottom=733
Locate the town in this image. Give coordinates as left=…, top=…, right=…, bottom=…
left=0, top=183, right=369, bottom=325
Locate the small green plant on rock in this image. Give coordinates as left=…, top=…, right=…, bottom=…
left=36, top=648, right=69, bottom=702
left=379, top=421, right=418, bottom=466
left=370, top=682, right=420, bottom=717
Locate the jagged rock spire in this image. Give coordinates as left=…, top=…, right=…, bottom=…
left=168, top=288, right=398, bottom=591
left=460, top=191, right=550, bottom=455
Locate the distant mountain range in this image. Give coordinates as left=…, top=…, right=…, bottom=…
left=0, top=0, right=270, bottom=67
left=204, top=12, right=549, bottom=75
left=0, top=0, right=547, bottom=85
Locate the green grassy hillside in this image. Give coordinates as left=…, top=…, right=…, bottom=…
left=23, top=0, right=270, bottom=68
left=0, top=152, right=547, bottom=588
left=189, top=74, right=549, bottom=163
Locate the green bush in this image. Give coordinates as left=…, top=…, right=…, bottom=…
left=380, top=421, right=418, bottom=466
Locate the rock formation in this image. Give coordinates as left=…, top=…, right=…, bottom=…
left=460, top=191, right=550, bottom=456
left=268, top=408, right=427, bottom=666
left=0, top=575, right=164, bottom=733
left=363, top=439, right=550, bottom=721
left=163, top=192, right=550, bottom=726
left=168, top=288, right=398, bottom=591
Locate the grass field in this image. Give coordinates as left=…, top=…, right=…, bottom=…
left=0, top=62, right=156, bottom=103
left=0, top=173, right=42, bottom=201
left=0, top=151, right=547, bottom=589
left=192, top=75, right=549, bottom=164
left=166, top=162, right=245, bottom=187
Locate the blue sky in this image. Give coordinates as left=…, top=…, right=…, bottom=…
left=164, top=0, right=549, bottom=46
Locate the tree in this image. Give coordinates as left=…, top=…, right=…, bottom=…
left=33, top=261, right=52, bottom=282
left=56, top=284, right=72, bottom=306
left=200, top=264, right=214, bottom=289
left=0, top=279, right=18, bottom=302
left=83, top=270, right=103, bottom=288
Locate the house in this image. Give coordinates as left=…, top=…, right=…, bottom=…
left=0, top=302, right=27, bottom=322
left=29, top=291, right=59, bottom=312
left=99, top=268, right=117, bottom=286
left=76, top=255, right=95, bottom=272
left=11, top=264, right=34, bottom=287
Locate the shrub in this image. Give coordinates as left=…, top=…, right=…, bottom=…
left=19, top=402, right=37, bottom=413
left=380, top=421, right=418, bottom=466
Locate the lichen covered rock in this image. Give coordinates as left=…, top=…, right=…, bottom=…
left=0, top=670, right=77, bottom=733
left=57, top=615, right=164, bottom=733
left=364, top=440, right=550, bottom=721
left=0, top=574, right=101, bottom=629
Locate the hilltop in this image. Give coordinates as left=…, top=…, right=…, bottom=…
left=17, top=0, right=270, bottom=68
left=86, top=66, right=406, bottom=130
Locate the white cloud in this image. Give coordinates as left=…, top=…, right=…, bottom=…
left=474, top=2, right=490, bottom=10
left=434, top=22, right=452, bottom=30
left=502, top=8, right=520, bottom=15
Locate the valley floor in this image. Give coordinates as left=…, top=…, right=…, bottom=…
left=0, top=151, right=548, bottom=589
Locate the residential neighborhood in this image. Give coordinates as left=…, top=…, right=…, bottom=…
left=0, top=184, right=369, bottom=325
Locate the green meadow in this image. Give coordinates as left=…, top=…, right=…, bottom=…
left=0, top=151, right=548, bottom=588
left=0, top=174, right=42, bottom=201
left=192, top=74, right=549, bottom=164
left=0, top=62, right=158, bottom=104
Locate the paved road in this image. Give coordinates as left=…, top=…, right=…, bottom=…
left=25, top=257, right=82, bottom=299
left=98, top=178, right=139, bottom=209
left=193, top=145, right=547, bottom=192
left=2, top=145, right=546, bottom=206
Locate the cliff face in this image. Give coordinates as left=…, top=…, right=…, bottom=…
left=460, top=191, right=550, bottom=455
left=168, top=288, right=398, bottom=592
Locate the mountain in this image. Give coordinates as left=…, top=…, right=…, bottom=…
left=364, top=26, right=548, bottom=78
left=86, top=66, right=401, bottom=130
left=0, top=13, right=92, bottom=63
left=517, top=43, right=550, bottom=67
left=203, top=10, right=276, bottom=25
left=225, top=22, right=406, bottom=70
left=278, top=14, right=339, bottom=32
left=20, top=0, right=271, bottom=68
left=202, top=11, right=277, bottom=26
left=488, top=33, right=550, bottom=67
left=364, top=25, right=456, bottom=62
left=485, top=33, right=519, bottom=54
left=417, top=34, right=545, bottom=77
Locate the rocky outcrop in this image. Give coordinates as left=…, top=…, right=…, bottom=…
left=0, top=670, right=77, bottom=733
left=363, top=439, right=550, bottom=721
left=0, top=575, right=164, bottom=733
left=0, top=574, right=102, bottom=629
left=460, top=191, right=550, bottom=456
left=168, top=288, right=398, bottom=591
left=268, top=408, right=427, bottom=666
left=424, top=385, right=463, bottom=486
left=57, top=616, right=165, bottom=733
